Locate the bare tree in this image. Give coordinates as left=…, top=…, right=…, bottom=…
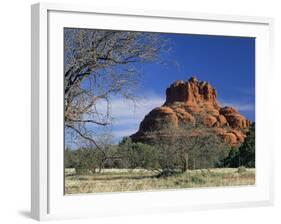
left=94, top=133, right=122, bottom=172
left=64, top=28, right=166, bottom=149
left=144, top=121, right=226, bottom=175
left=174, top=128, right=224, bottom=171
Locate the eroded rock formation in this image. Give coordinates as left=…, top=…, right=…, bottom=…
left=131, top=76, right=251, bottom=146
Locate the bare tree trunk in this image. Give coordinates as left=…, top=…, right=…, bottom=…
left=90, top=166, right=96, bottom=174
left=98, top=157, right=107, bottom=173
left=182, top=152, right=189, bottom=172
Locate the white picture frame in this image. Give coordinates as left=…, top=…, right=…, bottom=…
left=31, top=2, right=274, bottom=221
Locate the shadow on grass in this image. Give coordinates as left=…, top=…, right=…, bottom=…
left=70, top=170, right=186, bottom=181
left=75, top=174, right=159, bottom=181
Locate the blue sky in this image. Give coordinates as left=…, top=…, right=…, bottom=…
left=141, top=33, right=255, bottom=107
left=66, top=32, right=255, bottom=146
left=106, top=33, right=255, bottom=143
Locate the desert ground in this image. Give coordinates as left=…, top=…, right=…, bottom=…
left=65, top=168, right=255, bottom=194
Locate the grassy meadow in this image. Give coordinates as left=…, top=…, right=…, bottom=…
left=65, top=168, right=255, bottom=194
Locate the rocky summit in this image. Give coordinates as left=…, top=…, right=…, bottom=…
left=131, top=76, right=252, bottom=146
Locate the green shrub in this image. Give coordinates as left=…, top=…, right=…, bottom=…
left=238, top=166, right=247, bottom=173
left=191, top=175, right=206, bottom=184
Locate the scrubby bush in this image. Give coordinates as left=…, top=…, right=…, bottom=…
left=118, top=137, right=160, bottom=170
left=65, top=148, right=77, bottom=168
left=238, top=166, right=247, bottom=173
left=73, top=148, right=101, bottom=174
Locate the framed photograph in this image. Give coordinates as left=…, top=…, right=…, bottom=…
left=31, top=2, right=274, bottom=221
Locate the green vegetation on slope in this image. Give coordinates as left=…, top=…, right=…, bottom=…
left=218, top=123, right=255, bottom=168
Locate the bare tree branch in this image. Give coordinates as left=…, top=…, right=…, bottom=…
left=64, top=28, right=167, bottom=149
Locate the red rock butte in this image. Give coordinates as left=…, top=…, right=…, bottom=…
left=131, top=76, right=252, bottom=146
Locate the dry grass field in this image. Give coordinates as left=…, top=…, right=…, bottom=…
left=65, top=168, right=255, bottom=194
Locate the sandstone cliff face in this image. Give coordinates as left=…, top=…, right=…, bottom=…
left=131, top=77, right=251, bottom=146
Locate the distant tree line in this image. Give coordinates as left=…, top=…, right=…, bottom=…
left=65, top=123, right=255, bottom=177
